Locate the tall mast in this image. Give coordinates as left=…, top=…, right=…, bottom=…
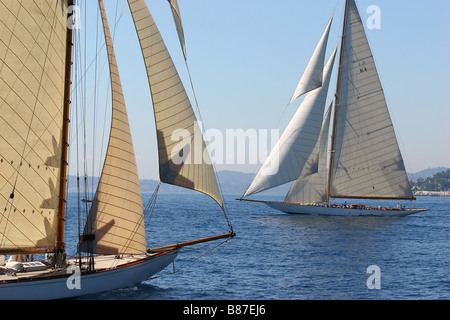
left=56, top=0, right=74, bottom=255
left=326, top=0, right=348, bottom=204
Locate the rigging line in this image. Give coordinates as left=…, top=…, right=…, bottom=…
left=144, top=181, right=161, bottom=224
left=118, top=182, right=161, bottom=256
left=184, top=61, right=200, bottom=116
left=73, top=6, right=91, bottom=248
left=82, top=1, right=90, bottom=212
left=148, top=236, right=233, bottom=280
left=91, top=1, right=100, bottom=197
left=184, top=101, right=232, bottom=230
left=74, top=1, right=89, bottom=226
left=95, top=0, right=126, bottom=185
left=182, top=55, right=233, bottom=232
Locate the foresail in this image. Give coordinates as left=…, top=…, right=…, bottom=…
left=243, top=47, right=337, bottom=198
left=127, top=0, right=224, bottom=208
left=284, top=105, right=331, bottom=204
left=288, top=13, right=333, bottom=105
left=167, top=0, right=186, bottom=60
left=329, top=0, right=413, bottom=199
left=81, top=0, right=146, bottom=255
left=0, top=0, right=68, bottom=253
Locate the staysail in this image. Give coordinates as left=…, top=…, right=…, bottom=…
left=244, top=47, right=337, bottom=198
left=81, top=0, right=147, bottom=255
left=288, top=13, right=333, bottom=105
left=167, top=0, right=186, bottom=60
left=284, top=105, right=331, bottom=204
left=328, top=0, right=413, bottom=200
left=128, top=0, right=224, bottom=208
left=0, top=1, right=68, bottom=253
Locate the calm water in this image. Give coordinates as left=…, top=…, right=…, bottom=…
left=67, top=193, right=449, bottom=300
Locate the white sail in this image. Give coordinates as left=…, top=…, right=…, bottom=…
left=288, top=13, right=333, bottom=104
left=127, top=0, right=224, bottom=208
left=244, top=47, right=337, bottom=198
left=81, top=0, right=147, bottom=255
left=328, top=0, right=413, bottom=200
left=167, top=0, right=186, bottom=60
left=284, top=105, right=331, bottom=204
left=0, top=1, right=68, bottom=252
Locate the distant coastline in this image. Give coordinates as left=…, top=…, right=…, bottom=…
left=414, top=190, right=450, bottom=197
left=409, top=167, right=450, bottom=196
left=67, top=166, right=450, bottom=196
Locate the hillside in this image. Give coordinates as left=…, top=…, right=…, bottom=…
left=410, top=169, right=450, bottom=192
left=408, top=167, right=450, bottom=182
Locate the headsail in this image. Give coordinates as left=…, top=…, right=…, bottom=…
left=128, top=0, right=224, bottom=208
left=80, top=0, right=147, bottom=255
left=288, top=13, right=333, bottom=105
left=0, top=1, right=68, bottom=253
left=243, top=47, right=337, bottom=198
left=328, top=0, right=413, bottom=200
left=284, top=105, right=331, bottom=204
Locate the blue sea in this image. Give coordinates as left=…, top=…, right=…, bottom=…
left=65, top=193, right=449, bottom=301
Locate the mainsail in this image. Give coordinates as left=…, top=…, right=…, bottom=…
left=0, top=1, right=68, bottom=253
left=81, top=0, right=146, bottom=255
left=243, top=46, right=337, bottom=198
left=328, top=0, right=413, bottom=200
left=288, top=14, right=333, bottom=105
left=128, top=0, right=224, bottom=208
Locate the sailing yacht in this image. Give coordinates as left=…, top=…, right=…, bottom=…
left=240, top=0, right=428, bottom=216
left=0, top=0, right=233, bottom=299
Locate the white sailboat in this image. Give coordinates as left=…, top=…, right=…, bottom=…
left=240, top=0, right=428, bottom=217
left=0, top=0, right=233, bottom=299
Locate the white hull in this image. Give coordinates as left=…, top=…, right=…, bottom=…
left=0, top=249, right=178, bottom=300
left=262, top=201, right=428, bottom=216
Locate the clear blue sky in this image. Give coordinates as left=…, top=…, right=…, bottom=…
left=73, top=0, right=450, bottom=180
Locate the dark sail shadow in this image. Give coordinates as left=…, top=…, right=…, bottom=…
left=157, top=130, right=195, bottom=190
left=44, top=136, right=61, bottom=168
left=40, top=178, right=58, bottom=209
left=79, top=217, right=117, bottom=254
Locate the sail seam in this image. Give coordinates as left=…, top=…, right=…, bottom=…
left=154, top=96, right=189, bottom=115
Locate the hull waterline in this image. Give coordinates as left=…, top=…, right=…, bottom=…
left=265, top=201, right=428, bottom=216
left=239, top=199, right=428, bottom=216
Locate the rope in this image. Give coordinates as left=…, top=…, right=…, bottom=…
left=181, top=53, right=234, bottom=233
left=147, top=235, right=233, bottom=280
